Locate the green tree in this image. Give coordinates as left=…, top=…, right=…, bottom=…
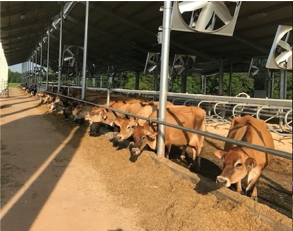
left=8, top=69, right=21, bottom=83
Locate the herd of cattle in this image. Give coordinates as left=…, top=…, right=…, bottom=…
left=25, top=87, right=274, bottom=201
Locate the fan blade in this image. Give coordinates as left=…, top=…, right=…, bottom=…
left=275, top=50, right=292, bottom=65
left=179, top=1, right=208, bottom=13
left=213, top=2, right=233, bottom=24
left=277, top=40, right=291, bottom=51
left=148, top=60, right=157, bottom=65
left=148, top=65, right=157, bottom=73
left=64, top=56, right=74, bottom=62
left=251, top=69, right=259, bottom=76
left=196, top=2, right=216, bottom=31
left=66, top=49, right=74, bottom=57
left=178, top=67, right=185, bottom=75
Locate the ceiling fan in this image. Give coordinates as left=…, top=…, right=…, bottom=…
left=266, top=25, right=292, bottom=70
left=248, top=58, right=268, bottom=77
left=62, top=45, right=84, bottom=67
left=144, top=52, right=161, bottom=74
left=171, top=54, right=197, bottom=76
left=170, top=1, right=242, bottom=36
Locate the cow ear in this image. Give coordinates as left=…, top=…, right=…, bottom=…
left=146, top=131, right=157, bottom=140
left=245, top=157, right=257, bottom=172
left=214, top=150, right=227, bottom=160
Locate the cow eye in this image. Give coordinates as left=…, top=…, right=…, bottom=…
left=127, top=126, right=130, bottom=129
left=236, top=163, right=242, bottom=168
left=142, top=136, right=146, bottom=140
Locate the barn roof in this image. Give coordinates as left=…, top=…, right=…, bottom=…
left=1, top=1, right=292, bottom=75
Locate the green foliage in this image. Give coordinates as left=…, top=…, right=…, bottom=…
left=271, top=71, right=292, bottom=99
left=8, top=69, right=21, bottom=83
left=123, top=72, right=292, bottom=99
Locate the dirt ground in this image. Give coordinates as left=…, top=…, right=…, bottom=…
left=1, top=88, right=292, bottom=231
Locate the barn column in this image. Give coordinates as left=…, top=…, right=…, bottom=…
left=218, top=60, right=224, bottom=96
left=46, top=24, right=51, bottom=90
left=57, top=3, right=63, bottom=93
left=279, top=69, right=287, bottom=99
left=81, top=1, right=89, bottom=100
left=157, top=1, right=172, bottom=158
left=228, top=62, right=233, bottom=96
left=34, top=51, right=37, bottom=85
left=135, top=71, right=139, bottom=90
left=39, top=41, right=43, bottom=90
left=181, top=73, right=187, bottom=93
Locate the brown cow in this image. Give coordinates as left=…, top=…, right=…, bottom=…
left=130, top=106, right=206, bottom=171
left=214, top=115, right=274, bottom=200
left=113, top=102, right=174, bottom=141
left=88, top=99, right=143, bottom=126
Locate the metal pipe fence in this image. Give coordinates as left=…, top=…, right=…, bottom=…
left=41, top=89, right=292, bottom=160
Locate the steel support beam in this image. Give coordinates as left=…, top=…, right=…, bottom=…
left=81, top=2, right=89, bottom=100
left=57, top=4, right=63, bottom=93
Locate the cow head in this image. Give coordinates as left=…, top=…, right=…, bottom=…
left=89, top=107, right=107, bottom=123
left=72, top=104, right=88, bottom=120
left=89, top=107, right=117, bottom=126
left=130, top=125, right=157, bottom=162
left=114, top=116, right=138, bottom=141
left=214, top=146, right=257, bottom=188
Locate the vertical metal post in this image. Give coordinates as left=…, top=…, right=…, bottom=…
left=279, top=69, right=287, bottom=99
left=29, top=55, right=34, bottom=86
left=81, top=1, right=89, bottom=100
left=267, top=70, right=272, bottom=98
left=34, top=52, right=37, bottom=85
left=100, top=75, right=103, bottom=88
left=40, top=42, right=43, bottom=90
left=26, top=60, right=28, bottom=85
left=157, top=1, right=172, bottom=158
left=57, top=4, right=63, bottom=93
left=135, top=71, right=139, bottom=90
left=271, top=72, right=274, bottom=98
left=228, top=62, right=233, bottom=96
left=28, top=60, right=30, bottom=85
left=219, top=60, right=224, bottom=96
left=203, top=75, right=207, bottom=94
left=181, top=73, right=187, bottom=93
left=46, top=25, right=50, bottom=90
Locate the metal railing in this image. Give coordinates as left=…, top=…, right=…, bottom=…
left=39, top=88, right=292, bottom=160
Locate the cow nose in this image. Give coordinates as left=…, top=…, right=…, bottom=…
left=116, top=135, right=122, bottom=141
left=216, top=176, right=229, bottom=187
left=131, top=147, right=140, bottom=156
left=130, top=148, right=140, bottom=162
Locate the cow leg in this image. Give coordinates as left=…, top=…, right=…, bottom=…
left=236, top=181, right=242, bottom=193
left=250, top=187, right=258, bottom=201
left=189, top=147, right=200, bottom=172
left=245, top=173, right=260, bottom=201
left=179, top=146, right=187, bottom=160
